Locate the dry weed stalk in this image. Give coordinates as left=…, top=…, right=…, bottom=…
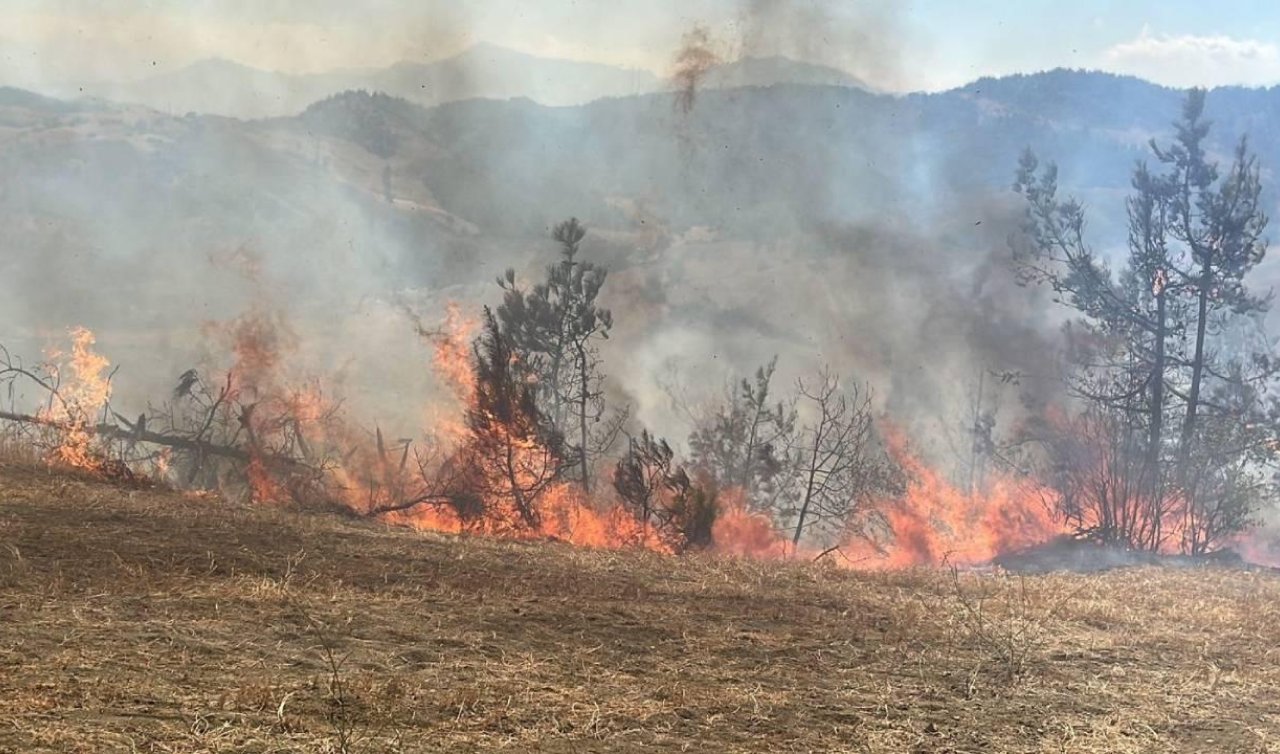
left=945, top=567, right=1083, bottom=692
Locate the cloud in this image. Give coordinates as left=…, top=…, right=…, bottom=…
left=1102, top=27, right=1280, bottom=88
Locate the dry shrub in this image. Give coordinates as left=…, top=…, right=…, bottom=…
left=942, top=568, right=1082, bottom=696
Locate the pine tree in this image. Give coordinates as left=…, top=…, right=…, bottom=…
left=496, top=218, right=622, bottom=492
left=463, top=308, right=566, bottom=530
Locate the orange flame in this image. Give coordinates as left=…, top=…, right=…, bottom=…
left=432, top=303, right=478, bottom=403
left=845, top=427, right=1068, bottom=568
left=35, top=305, right=1191, bottom=573
left=711, top=487, right=790, bottom=559
left=39, top=327, right=112, bottom=471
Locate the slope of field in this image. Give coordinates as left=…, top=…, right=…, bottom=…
left=2, top=461, right=1280, bottom=753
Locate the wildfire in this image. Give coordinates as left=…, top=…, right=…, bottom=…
left=38, top=327, right=113, bottom=471
left=711, top=488, right=790, bottom=560
left=10, top=315, right=1180, bottom=571
left=431, top=303, right=478, bottom=403
left=845, top=428, right=1068, bottom=568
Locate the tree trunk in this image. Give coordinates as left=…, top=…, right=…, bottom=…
left=505, top=438, right=537, bottom=529
left=1145, top=287, right=1167, bottom=547
left=576, top=342, right=591, bottom=492
left=740, top=400, right=765, bottom=496
left=968, top=370, right=984, bottom=496
left=1178, top=263, right=1212, bottom=477
left=791, top=431, right=823, bottom=552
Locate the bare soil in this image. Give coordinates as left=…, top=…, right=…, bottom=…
left=3, top=459, right=1280, bottom=753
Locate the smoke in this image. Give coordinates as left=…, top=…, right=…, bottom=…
left=598, top=199, right=1062, bottom=467
left=671, top=24, right=722, bottom=114
left=734, top=0, right=904, bottom=88
left=605, top=2, right=1059, bottom=461
left=0, top=2, right=1071, bottom=487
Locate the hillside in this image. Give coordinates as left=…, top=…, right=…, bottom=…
left=3, top=460, right=1280, bottom=752
left=8, top=69, right=1280, bottom=445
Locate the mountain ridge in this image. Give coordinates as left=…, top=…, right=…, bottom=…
left=41, top=43, right=893, bottom=118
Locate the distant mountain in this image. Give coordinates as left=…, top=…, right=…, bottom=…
left=62, top=58, right=358, bottom=119
left=0, top=86, right=83, bottom=111
left=11, top=68, right=1280, bottom=426
left=50, top=44, right=888, bottom=119
left=13, top=68, right=1280, bottom=248
left=8, top=69, right=1280, bottom=303
left=12, top=68, right=1280, bottom=250
left=701, top=56, right=871, bottom=91
left=361, top=43, right=660, bottom=109
left=58, top=44, right=662, bottom=119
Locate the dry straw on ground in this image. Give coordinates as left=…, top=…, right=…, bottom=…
left=2, top=458, right=1280, bottom=753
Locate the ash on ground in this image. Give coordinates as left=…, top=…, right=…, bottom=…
left=992, top=535, right=1261, bottom=574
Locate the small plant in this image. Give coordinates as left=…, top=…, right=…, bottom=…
left=944, top=568, right=1080, bottom=695
left=273, top=552, right=364, bottom=753
left=296, top=607, right=360, bottom=754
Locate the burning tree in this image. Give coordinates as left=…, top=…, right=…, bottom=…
left=1037, top=405, right=1169, bottom=549
left=612, top=429, right=720, bottom=552
left=496, top=218, right=625, bottom=493
left=781, top=369, right=903, bottom=550
left=0, top=329, right=121, bottom=474
left=613, top=430, right=679, bottom=540
left=1014, top=89, right=1280, bottom=552
left=458, top=308, right=569, bottom=531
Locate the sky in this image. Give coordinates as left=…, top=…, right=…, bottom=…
left=2, top=0, right=1280, bottom=92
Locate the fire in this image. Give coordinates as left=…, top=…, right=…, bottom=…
left=382, top=504, right=464, bottom=534
left=20, top=317, right=1083, bottom=566
left=846, top=427, right=1068, bottom=568
left=537, top=483, right=663, bottom=549
left=1230, top=531, right=1280, bottom=569
left=52, top=327, right=112, bottom=412
left=245, top=455, right=290, bottom=505
left=431, top=303, right=478, bottom=403
left=711, top=488, right=790, bottom=559
left=13, top=313, right=1201, bottom=571
left=38, top=327, right=113, bottom=471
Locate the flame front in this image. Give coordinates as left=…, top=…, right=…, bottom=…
left=853, top=431, right=1066, bottom=567
left=14, top=316, right=1216, bottom=570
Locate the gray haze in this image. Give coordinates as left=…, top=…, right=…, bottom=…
left=4, top=3, right=1280, bottom=482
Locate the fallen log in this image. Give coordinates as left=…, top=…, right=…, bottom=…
left=0, top=409, right=448, bottom=515
left=0, top=410, right=304, bottom=469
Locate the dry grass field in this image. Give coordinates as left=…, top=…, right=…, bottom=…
left=3, top=458, right=1280, bottom=753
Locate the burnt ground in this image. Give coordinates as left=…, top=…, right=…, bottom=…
left=993, top=535, right=1260, bottom=574
left=2, top=460, right=1280, bottom=753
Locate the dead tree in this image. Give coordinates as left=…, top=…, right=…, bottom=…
left=785, top=369, right=902, bottom=551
